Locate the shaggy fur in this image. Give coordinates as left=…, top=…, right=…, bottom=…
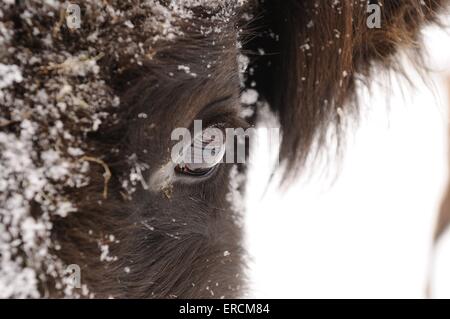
left=0, top=0, right=447, bottom=298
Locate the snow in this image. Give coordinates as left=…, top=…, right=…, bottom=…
left=241, top=89, right=259, bottom=105
left=99, top=243, right=118, bottom=263
left=53, top=54, right=100, bottom=77
left=0, top=64, right=22, bottom=89
left=178, top=65, right=198, bottom=77
left=226, top=165, right=246, bottom=219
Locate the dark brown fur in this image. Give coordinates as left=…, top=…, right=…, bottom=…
left=4, top=0, right=447, bottom=298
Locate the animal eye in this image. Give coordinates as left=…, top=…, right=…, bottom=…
left=175, top=127, right=226, bottom=177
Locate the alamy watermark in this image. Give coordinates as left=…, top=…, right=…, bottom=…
left=65, top=264, right=81, bottom=289
left=66, top=3, right=81, bottom=30
left=367, top=3, right=382, bottom=29
left=170, top=120, right=280, bottom=167
left=64, top=2, right=382, bottom=31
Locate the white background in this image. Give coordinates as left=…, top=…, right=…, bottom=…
left=245, top=20, right=450, bottom=299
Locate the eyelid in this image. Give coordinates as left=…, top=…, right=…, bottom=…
left=195, top=95, right=242, bottom=126
left=199, top=95, right=234, bottom=116
left=188, top=93, right=252, bottom=134
left=201, top=113, right=251, bottom=135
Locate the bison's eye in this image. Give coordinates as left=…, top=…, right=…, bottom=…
left=175, top=127, right=226, bottom=177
